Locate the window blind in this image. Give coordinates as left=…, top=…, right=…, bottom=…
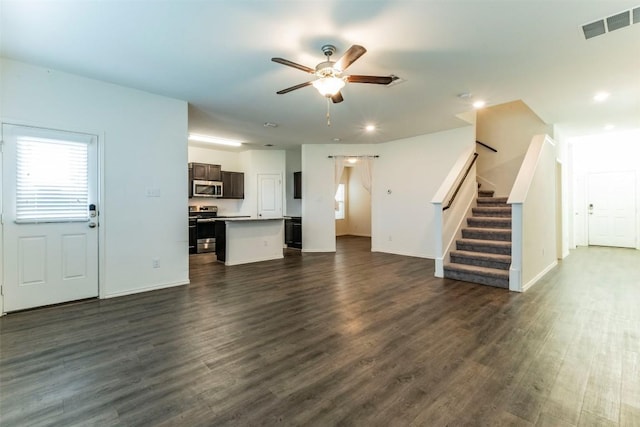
left=16, top=137, right=89, bottom=223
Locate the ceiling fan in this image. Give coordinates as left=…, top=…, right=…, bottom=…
left=272, top=44, right=398, bottom=104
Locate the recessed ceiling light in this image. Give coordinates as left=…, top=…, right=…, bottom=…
left=188, top=133, right=243, bottom=147
left=263, top=122, right=278, bottom=128
left=472, top=100, right=486, bottom=109
left=365, top=124, right=376, bottom=132
left=593, top=92, right=610, bottom=102
left=332, top=137, right=342, bottom=142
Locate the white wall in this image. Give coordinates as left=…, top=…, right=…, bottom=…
left=1, top=58, right=189, bottom=299
left=285, top=148, right=301, bottom=217
left=476, top=100, right=552, bottom=195
left=568, top=130, right=640, bottom=249
left=244, top=149, right=286, bottom=217
left=335, top=168, right=349, bottom=236
left=301, top=126, right=474, bottom=257
left=188, top=146, right=286, bottom=217
left=509, top=135, right=559, bottom=291
left=373, top=127, right=475, bottom=258
left=346, top=166, right=371, bottom=237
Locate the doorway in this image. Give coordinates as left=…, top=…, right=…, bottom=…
left=335, top=166, right=372, bottom=240
left=257, top=173, right=282, bottom=218
left=1, top=124, right=100, bottom=312
left=587, top=171, right=636, bottom=248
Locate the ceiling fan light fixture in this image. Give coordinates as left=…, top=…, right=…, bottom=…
left=312, top=76, right=346, bottom=97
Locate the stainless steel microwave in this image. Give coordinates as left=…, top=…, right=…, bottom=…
left=193, top=180, right=223, bottom=198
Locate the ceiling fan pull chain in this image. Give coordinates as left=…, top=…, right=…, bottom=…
left=326, top=97, right=331, bottom=126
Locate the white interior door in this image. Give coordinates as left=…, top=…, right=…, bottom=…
left=2, top=124, right=99, bottom=312
left=257, top=173, right=282, bottom=218
left=587, top=171, right=636, bottom=248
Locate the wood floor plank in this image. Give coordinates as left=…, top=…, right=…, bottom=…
left=1, top=239, right=639, bottom=425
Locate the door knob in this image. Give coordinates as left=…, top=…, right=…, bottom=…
left=89, top=222, right=97, bottom=228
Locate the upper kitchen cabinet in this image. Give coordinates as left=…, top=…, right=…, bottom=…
left=293, top=171, right=302, bottom=199
left=189, top=162, right=221, bottom=181
left=221, top=171, right=244, bottom=199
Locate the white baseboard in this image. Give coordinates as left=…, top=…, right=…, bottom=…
left=522, top=261, right=558, bottom=292
left=225, top=254, right=284, bottom=266
left=104, top=279, right=189, bottom=299
left=371, top=247, right=431, bottom=260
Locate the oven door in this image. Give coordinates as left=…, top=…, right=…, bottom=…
left=196, top=218, right=217, bottom=253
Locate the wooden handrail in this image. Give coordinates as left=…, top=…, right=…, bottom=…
left=476, top=140, right=497, bottom=153
left=443, top=153, right=478, bottom=211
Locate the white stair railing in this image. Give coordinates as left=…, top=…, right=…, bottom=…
left=431, top=147, right=478, bottom=277
left=508, top=134, right=558, bottom=292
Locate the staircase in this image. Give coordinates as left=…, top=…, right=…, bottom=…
left=443, top=190, right=512, bottom=289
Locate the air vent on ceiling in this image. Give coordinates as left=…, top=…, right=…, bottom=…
left=583, top=20, right=606, bottom=39
left=582, top=6, right=639, bottom=39
left=607, top=11, right=631, bottom=31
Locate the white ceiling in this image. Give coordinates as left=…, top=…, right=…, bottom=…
left=2, top=1, right=639, bottom=150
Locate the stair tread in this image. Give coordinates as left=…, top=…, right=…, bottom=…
left=450, top=250, right=511, bottom=261
left=464, top=227, right=511, bottom=233
left=473, top=206, right=512, bottom=211
left=477, top=196, right=508, bottom=201
left=444, top=262, right=510, bottom=277
left=457, top=238, right=512, bottom=247
left=469, top=216, right=511, bottom=221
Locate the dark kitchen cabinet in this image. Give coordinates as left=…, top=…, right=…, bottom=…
left=189, top=162, right=221, bottom=181
left=188, top=218, right=197, bottom=254
left=215, top=221, right=226, bottom=262
left=285, top=216, right=302, bottom=249
left=293, top=171, right=302, bottom=199
left=221, top=171, right=244, bottom=199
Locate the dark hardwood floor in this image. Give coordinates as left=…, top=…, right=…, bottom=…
left=1, top=237, right=639, bottom=426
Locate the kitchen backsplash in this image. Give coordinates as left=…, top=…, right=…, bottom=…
left=188, top=198, right=244, bottom=216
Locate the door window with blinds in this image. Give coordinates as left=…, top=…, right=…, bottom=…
left=16, top=135, right=90, bottom=223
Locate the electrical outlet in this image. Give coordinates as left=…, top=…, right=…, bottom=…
left=152, top=258, right=160, bottom=268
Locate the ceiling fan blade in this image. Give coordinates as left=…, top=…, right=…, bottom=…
left=276, top=81, right=313, bottom=95
left=334, top=45, right=367, bottom=71
left=271, top=57, right=315, bottom=74
left=331, top=92, right=344, bottom=104
left=347, top=75, right=398, bottom=85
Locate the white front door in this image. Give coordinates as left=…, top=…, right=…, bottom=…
left=587, top=171, right=636, bottom=248
left=2, top=124, right=99, bottom=312
left=257, top=173, right=282, bottom=218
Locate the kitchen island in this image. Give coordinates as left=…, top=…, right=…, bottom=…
left=214, top=217, right=284, bottom=266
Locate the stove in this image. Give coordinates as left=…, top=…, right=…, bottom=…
left=189, top=205, right=218, bottom=219
left=189, top=206, right=218, bottom=253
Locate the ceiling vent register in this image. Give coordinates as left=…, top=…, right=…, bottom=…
left=582, top=6, right=640, bottom=39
